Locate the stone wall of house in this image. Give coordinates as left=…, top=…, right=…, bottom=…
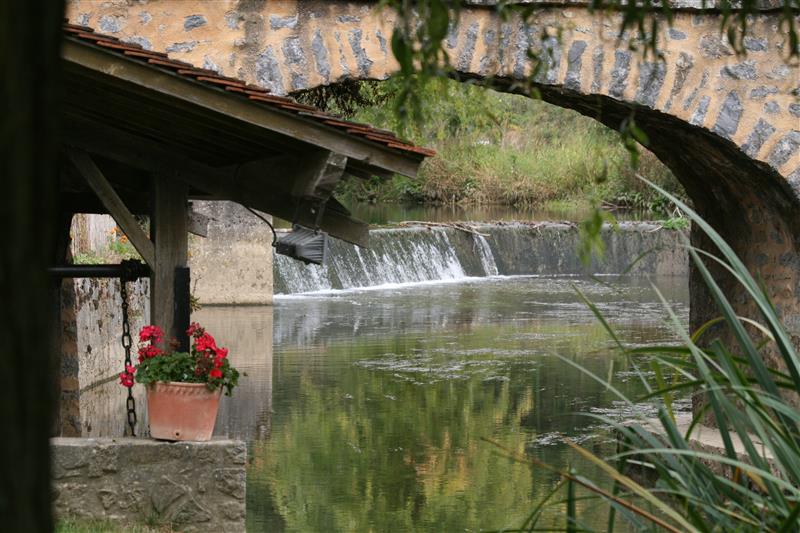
left=52, top=437, right=246, bottom=532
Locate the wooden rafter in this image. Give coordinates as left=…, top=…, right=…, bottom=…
left=67, top=149, right=156, bottom=267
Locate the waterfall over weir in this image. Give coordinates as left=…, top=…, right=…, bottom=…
left=273, top=223, right=688, bottom=295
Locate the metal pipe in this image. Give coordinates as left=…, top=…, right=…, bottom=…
left=48, top=262, right=150, bottom=279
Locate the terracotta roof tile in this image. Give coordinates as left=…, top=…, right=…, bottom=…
left=145, top=57, right=195, bottom=69
left=96, top=40, right=146, bottom=52
left=63, top=22, right=435, bottom=160
left=123, top=50, right=170, bottom=60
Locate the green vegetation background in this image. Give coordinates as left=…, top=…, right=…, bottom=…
left=322, top=79, right=685, bottom=215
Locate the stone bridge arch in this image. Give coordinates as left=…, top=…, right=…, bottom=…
left=67, top=0, right=800, bottom=345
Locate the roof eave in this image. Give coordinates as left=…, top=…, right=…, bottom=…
left=62, top=38, right=424, bottom=179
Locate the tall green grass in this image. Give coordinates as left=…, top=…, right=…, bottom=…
left=491, top=179, right=800, bottom=532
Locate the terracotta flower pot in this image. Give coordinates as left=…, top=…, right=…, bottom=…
left=146, top=382, right=222, bottom=441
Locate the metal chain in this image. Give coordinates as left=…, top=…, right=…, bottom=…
left=120, top=279, right=137, bottom=437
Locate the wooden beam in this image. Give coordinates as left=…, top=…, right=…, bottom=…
left=291, top=150, right=348, bottom=200
left=62, top=40, right=422, bottom=178
left=67, top=149, right=155, bottom=267
left=150, top=176, right=189, bottom=344
left=63, top=117, right=370, bottom=246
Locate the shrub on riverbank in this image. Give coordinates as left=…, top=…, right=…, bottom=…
left=324, top=78, right=685, bottom=214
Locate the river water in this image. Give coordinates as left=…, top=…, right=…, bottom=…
left=196, top=274, right=689, bottom=532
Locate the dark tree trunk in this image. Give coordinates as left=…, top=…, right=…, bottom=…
left=0, top=1, right=65, bottom=531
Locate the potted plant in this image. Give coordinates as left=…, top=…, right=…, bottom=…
left=119, top=322, right=240, bottom=441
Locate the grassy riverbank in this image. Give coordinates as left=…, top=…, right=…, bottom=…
left=322, top=78, right=685, bottom=214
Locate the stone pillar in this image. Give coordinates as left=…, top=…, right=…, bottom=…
left=189, top=201, right=274, bottom=306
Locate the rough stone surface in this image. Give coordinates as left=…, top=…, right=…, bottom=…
left=741, top=118, right=776, bottom=157
left=184, top=14, right=207, bottom=31
left=458, top=22, right=479, bottom=72
left=564, top=40, right=587, bottom=90
left=636, top=61, right=666, bottom=107
left=668, top=28, right=687, bottom=40
left=188, top=201, right=274, bottom=306
left=768, top=130, right=800, bottom=169
left=52, top=438, right=246, bottom=532
left=690, top=95, right=711, bottom=125
left=63, top=1, right=799, bottom=175
left=712, top=91, right=743, bottom=138
left=722, top=60, right=758, bottom=80
left=608, top=50, right=630, bottom=98
left=311, top=29, right=331, bottom=82
left=269, top=14, right=298, bottom=30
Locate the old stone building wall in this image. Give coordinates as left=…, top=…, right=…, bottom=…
left=59, top=276, right=151, bottom=437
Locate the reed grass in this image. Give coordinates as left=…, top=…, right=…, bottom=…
left=489, top=179, right=800, bottom=532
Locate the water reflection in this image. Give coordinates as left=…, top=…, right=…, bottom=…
left=193, top=306, right=274, bottom=441
left=203, top=275, right=687, bottom=532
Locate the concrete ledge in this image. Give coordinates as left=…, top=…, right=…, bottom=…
left=630, top=414, right=778, bottom=481
left=52, top=437, right=246, bottom=532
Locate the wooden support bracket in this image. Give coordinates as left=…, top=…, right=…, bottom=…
left=67, top=149, right=156, bottom=267
left=290, top=150, right=348, bottom=200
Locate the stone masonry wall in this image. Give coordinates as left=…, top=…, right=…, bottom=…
left=60, top=276, right=150, bottom=438
left=52, top=437, right=246, bottom=532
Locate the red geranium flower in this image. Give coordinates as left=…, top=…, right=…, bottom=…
left=139, top=325, right=164, bottom=343
left=119, top=371, right=135, bottom=388
left=186, top=322, right=203, bottom=338
left=209, top=368, right=223, bottom=379
left=214, top=347, right=228, bottom=359
left=194, top=332, right=217, bottom=353
left=137, top=344, right=162, bottom=362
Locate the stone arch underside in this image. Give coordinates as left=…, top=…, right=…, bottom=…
left=66, top=1, right=800, bottom=351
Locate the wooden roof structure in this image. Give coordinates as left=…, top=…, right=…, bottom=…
left=58, top=22, right=434, bottom=345
left=60, top=22, right=433, bottom=247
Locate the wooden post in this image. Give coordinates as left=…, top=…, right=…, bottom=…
left=151, top=176, right=189, bottom=345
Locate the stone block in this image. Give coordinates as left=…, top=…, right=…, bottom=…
left=52, top=437, right=246, bottom=532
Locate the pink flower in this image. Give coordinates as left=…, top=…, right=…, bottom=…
left=209, top=368, right=223, bottom=379
left=139, top=325, right=164, bottom=344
